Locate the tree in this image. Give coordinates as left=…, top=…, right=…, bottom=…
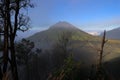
left=49, top=51, right=81, bottom=80
left=88, top=31, right=109, bottom=80
left=16, top=39, right=50, bottom=80
left=52, top=31, right=73, bottom=69
left=16, top=39, right=34, bottom=80
left=0, top=27, right=3, bottom=51
left=0, top=0, right=33, bottom=80
left=48, top=31, right=78, bottom=79
left=95, top=30, right=108, bottom=80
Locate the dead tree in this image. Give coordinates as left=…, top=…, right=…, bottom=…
left=87, top=30, right=108, bottom=80
left=96, top=30, right=108, bottom=80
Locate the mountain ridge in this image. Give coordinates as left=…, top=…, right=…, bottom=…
left=100, top=27, right=120, bottom=40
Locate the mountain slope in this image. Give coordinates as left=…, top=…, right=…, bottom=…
left=27, top=21, right=120, bottom=65
left=28, top=21, right=93, bottom=40
left=27, top=21, right=100, bottom=65
left=28, top=21, right=96, bottom=49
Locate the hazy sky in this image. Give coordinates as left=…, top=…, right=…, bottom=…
left=28, top=0, right=120, bottom=31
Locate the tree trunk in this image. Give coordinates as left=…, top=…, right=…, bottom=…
left=9, top=0, right=19, bottom=79
left=3, top=0, right=9, bottom=74
left=99, top=30, right=106, bottom=67
left=96, top=30, right=107, bottom=80
left=10, top=40, right=19, bottom=80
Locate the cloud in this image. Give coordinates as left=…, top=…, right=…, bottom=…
left=87, top=31, right=100, bottom=36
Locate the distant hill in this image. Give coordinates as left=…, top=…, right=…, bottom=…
left=100, top=27, right=120, bottom=40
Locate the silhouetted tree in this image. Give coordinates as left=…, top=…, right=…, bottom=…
left=16, top=39, right=50, bottom=80
left=95, top=30, right=108, bottom=80
left=0, top=0, right=33, bottom=80
left=16, top=39, right=34, bottom=80
left=88, top=31, right=109, bottom=80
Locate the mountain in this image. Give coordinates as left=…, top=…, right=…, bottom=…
left=28, top=21, right=95, bottom=49
left=100, top=27, right=120, bottom=40
left=27, top=21, right=120, bottom=65
left=26, top=22, right=120, bottom=79
left=49, top=21, right=77, bottom=30
left=27, top=21, right=99, bottom=64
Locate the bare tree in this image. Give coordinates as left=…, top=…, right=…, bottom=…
left=99, top=31, right=107, bottom=68
left=87, top=30, right=109, bottom=80
left=95, top=30, right=108, bottom=80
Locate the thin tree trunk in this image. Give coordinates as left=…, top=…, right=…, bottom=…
left=10, top=40, right=19, bottom=80
left=99, top=30, right=106, bottom=68
left=9, top=0, right=19, bottom=79
left=97, top=30, right=107, bottom=80
left=26, top=62, right=30, bottom=80
left=3, top=0, right=9, bottom=74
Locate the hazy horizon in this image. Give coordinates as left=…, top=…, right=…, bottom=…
left=16, top=20, right=119, bottom=40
